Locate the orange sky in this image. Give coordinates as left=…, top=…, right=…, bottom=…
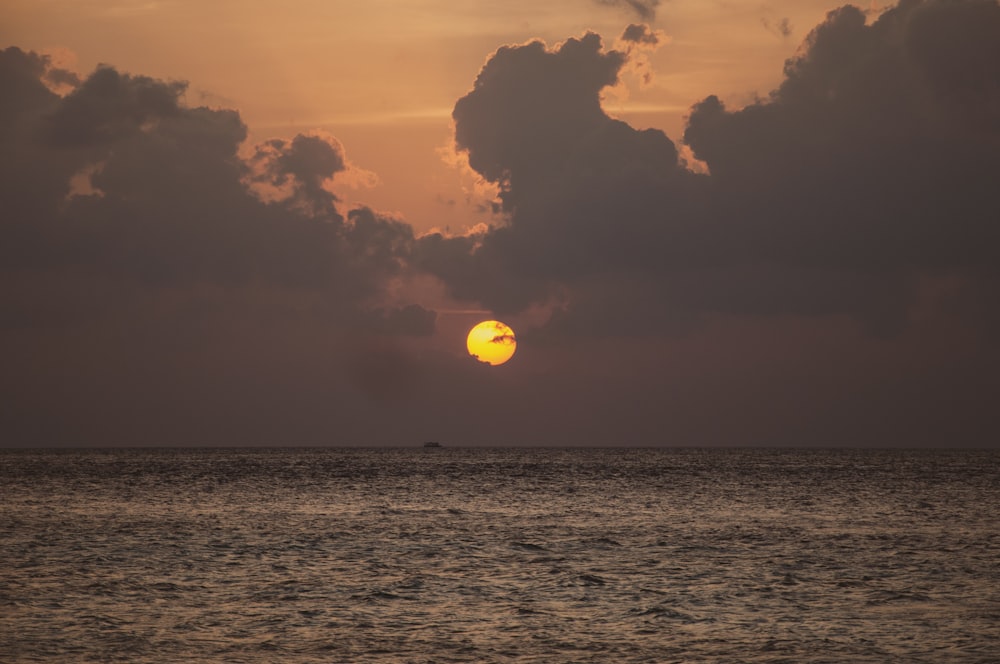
left=2, top=0, right=869, bottom=232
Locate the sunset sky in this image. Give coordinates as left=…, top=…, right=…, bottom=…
left=2, top=0, right=998, bottom=447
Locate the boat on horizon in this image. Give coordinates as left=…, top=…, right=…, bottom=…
left=423, top=441, right=442, bottom=448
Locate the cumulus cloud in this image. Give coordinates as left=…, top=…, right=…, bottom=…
left=0, top=47, right=438, bottom=442
left=424, top=0, right=1000, bottom=338
left=0, top=46, right=432, bottom=304
left=421, top=33, right=693, bottom=315
left=684, top=1, right=1000, bottom=273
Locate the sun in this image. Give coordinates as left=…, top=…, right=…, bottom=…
left=467, top=320, right=516, bottom=366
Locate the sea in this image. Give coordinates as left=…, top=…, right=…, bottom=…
left=1, top=447, right=998, bottom=663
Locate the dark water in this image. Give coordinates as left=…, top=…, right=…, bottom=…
left=2, top=447, right=999, bottom=662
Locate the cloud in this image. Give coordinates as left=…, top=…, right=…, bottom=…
left=1, top=48, right=431, bottom=299
left=616, top=23, right=669, bottom=87
left=450, top=33, right=628, bottom=203
left=422, top=33, right=691, bottom=315
left=620, top=23, right=663, bottom=46
left=1, top=47, right=64, bottom=124
left=0, top=47, right=441, bottom=442
left=424, top=0, right=1000, bottom=338
left=248, top=132, right=347, bottom=216
left=40, top=65, right=186, bottom=148
left=684, top=1, right=1000, bottom=272
left=42, top=65, right=81, bottom=90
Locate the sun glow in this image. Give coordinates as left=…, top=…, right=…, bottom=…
left=466, top=320, right=516, bottom=366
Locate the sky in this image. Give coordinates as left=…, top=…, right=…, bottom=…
left=1, top=0, right=998, bottom=447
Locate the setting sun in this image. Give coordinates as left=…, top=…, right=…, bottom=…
left=466, top=320, right=516, bottom=366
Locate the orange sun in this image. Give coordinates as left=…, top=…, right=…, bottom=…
left=466, top=320, right=516, bottom=366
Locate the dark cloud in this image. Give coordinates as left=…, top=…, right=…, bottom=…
left=451, top=33, right=628, bottom=205
left=0, top=48, right=439, bottom=443
left=249, top=133, right=347, bottom=217
left=424, top=0, right=999, bottom=337
left=620, top=23, right=662, bottom=46
left=684, top=1, right=1000, bottom=274
left=1, top=47, right=59, bottom=125
left=41, top=65, right=186, bottom=148
left=424, top=33, right=694, bottom=314
left=43, top=66, right=81, bottom=89
left=1, top=51, right=427, bottom=298
left=1, top=48, right=84, bottom=225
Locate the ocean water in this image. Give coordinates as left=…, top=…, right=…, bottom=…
left=1, top=447, right=998, bottom=663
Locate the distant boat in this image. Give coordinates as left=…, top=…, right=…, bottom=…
left=423, top=441, right=442, bottom=448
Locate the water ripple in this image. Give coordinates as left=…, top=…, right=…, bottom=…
left=2, top=447, right=999, bottom=662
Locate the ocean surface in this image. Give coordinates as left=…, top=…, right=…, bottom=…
left=2, top=447, right=998, bottom=663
